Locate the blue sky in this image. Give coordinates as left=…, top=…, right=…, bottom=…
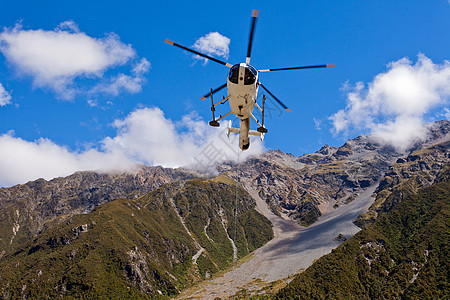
left=0, top=0, right=449, bottom=186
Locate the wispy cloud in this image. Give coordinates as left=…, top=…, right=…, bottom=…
left=0, top=83, right=12, bottom=106
left=440, top=107, right=450, bottom=119
left=330, top=54, right=450, bottom=152
left=90, top=58, right=150, bottom=96
left=56, top=20, right=81, bottom=33
left=313, top=117, right=322, bottom=130
left=0, top=107, right=263, bottom=186
left=0, top=21, right=148, bottom=100
left=193, top=32, right=230, bottom=64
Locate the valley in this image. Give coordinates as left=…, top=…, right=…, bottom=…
left=177, top=183, right=379, bottom=299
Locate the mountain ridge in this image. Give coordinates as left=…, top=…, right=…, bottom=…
left=1, top=120, right=448, bottom=254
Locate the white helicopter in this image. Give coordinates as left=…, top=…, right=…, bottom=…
left=166, top=10, right=335, bottom=150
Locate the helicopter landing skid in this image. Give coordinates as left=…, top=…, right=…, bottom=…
left=208, top=89, right=231, bottom=127
left=209, top=120, right=220, bottom=127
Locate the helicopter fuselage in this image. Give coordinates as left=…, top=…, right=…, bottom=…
left=227, top=63, right=259, bottom=118
left=226, top=63, right=259, bottom=150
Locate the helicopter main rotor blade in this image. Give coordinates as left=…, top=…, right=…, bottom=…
left=258, top=64, right=335, bottom=72
left=165, top=39, right=233, bottom=68
left=200, top=83, right=227, bottom=100
left=246, top=10, right=259, bottom=64
left=259, top=82, right=292, bottom=112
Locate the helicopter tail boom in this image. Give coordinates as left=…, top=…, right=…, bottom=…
left=227, top=118, right=264, bottom=151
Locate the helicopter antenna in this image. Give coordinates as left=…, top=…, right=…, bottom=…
left=246, top=10, right=259, bottom=64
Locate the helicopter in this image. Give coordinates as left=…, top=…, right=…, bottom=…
left=166, top=10, right=335, bottom=151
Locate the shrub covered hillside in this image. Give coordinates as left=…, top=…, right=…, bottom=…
left=0, top=178, right=272, bottom=299
left=275, top=171, right=449, bottom=299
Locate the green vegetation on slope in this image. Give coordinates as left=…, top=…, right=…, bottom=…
left=275, top=176, right=449, bottom=299
left=0, top=178, right=273, bottom=299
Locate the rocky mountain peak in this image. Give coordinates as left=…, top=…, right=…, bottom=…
left=316, top=144, right=338, bottom=156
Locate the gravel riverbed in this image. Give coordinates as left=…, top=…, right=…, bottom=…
left=177, top=183, right=378, bottom=299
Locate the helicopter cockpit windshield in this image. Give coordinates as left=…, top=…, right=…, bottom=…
left=244, top=65, right=257, bottom=85
left=228, top=64, right=257, bottom=85
left=228, top=64, right=239, bottom=84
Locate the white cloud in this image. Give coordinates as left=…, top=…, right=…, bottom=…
left=0, top=22, right=147, bottom=100
left=56, top=20, right=80, bottom=33
left=440, top=107, right=450, bottom=119
left=330, top=54, right=450, bottom=152
left=0, top=83, right=12, bottom=106
left=193, top=32, right=230, bottom=63
left=0, top=133, right=136, bottom=187
left=103, top=107, right=263, bottom=167
left=87, top=99, right=98, bottom=107
left=0, top=107, right=263, bottom=186
left=90, top=58, right=150, bottom=96
left=313, top=117, right=322, bottom=130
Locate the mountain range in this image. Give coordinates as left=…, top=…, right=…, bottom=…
left=0, top=120, right=448, bottom=299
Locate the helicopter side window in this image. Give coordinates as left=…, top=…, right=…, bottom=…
left=228, top=64, right=239, bottom=84
left=244, top=65, right=257, bottom=85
